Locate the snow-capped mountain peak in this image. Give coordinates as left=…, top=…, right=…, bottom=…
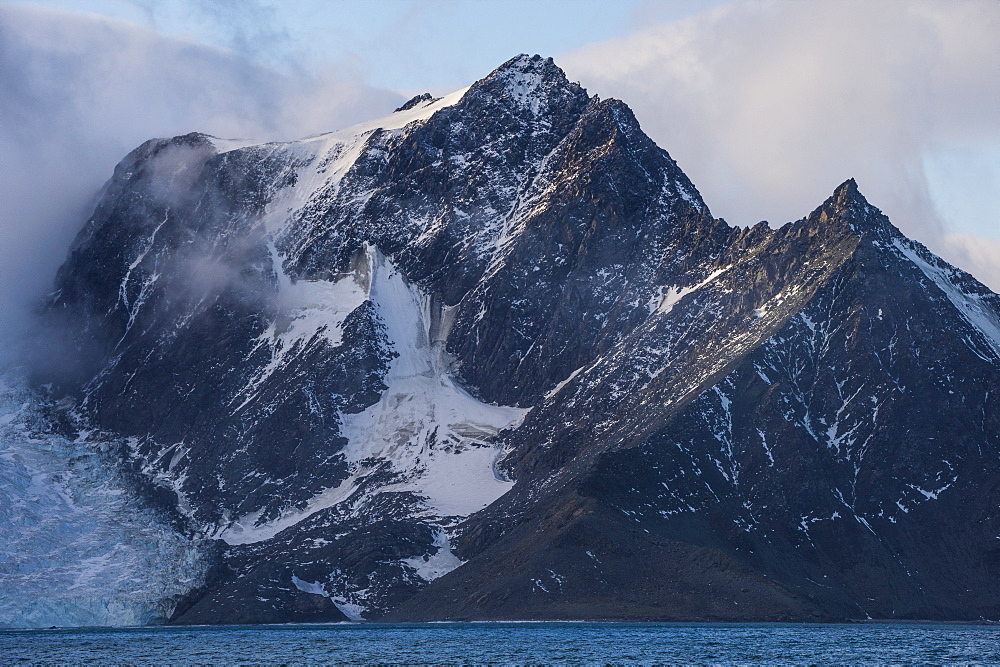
left=5, top=54, right=999, bottom=627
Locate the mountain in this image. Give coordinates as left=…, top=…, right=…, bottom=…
left=4, top=54, right=999, bottom=626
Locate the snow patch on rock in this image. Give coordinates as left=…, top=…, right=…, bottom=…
left=650, top=267, right=730, bottom=315
left=402, top=529, right=464, bottom=582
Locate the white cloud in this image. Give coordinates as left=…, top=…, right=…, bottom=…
left=0, top=4, right=402, bottom=350
left=560, top=0, right=1000, bottom=290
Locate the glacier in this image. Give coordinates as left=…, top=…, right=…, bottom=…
left=0, top=373, right=210, bottom=628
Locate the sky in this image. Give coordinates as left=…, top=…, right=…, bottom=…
left=1, top=0, right=998, bottom=346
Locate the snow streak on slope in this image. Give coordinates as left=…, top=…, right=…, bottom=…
left=258, top=86, right=471, bottom=236
left=892, top=238, right=1000, bottom=361
left=0, top=376, right=208, bottom=628
left=232, top=242, right=369, bottom=412
left=317, top=86, right=471, bottom=139
left=649, top=267, right=731, bottom=315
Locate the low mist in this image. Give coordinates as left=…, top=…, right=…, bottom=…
left=0, top=5, right=401, bottom=366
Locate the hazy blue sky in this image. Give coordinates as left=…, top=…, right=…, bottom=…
left=1, top=0, right=997, bottom=322
left=4, top=0, right=731, bottom=90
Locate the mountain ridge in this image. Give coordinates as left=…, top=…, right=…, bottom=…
left=2, top=53, right=998, bottom=627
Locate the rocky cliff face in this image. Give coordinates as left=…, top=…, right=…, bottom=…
left=12, top=54, right=1000, bottom=625
left=392, top=180, right=1000, bottom=622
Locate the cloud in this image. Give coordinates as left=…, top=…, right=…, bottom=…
left=120, top=0, right=295, bottom=68
left=0, top=5, right=402, bottom=358
left=560, top=0, right=1000, bottom=290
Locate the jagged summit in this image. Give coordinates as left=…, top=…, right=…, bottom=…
left=394, top=92, right=438, bottom=112
left=828, top=177, right=874, bottom=216
left=459, top=53, right=589, bottom=119
left=834, top=176, right=860, bottom=196
left=491, top=53, right=572, bottom=83
left=794, top=177, right=902, bottom=242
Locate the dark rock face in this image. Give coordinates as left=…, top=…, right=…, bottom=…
left=43, top=55, right=1000, bottom=624
left=401, top=181, right=1000, bottom=622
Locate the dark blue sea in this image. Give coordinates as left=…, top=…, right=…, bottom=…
left=2, top=622, right=998, bottom=664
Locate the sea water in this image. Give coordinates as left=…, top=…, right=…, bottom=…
left=2, top=622, right=999, bottom=664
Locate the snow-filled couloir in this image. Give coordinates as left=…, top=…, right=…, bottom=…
left=219, top=244, right=527, bottom=546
